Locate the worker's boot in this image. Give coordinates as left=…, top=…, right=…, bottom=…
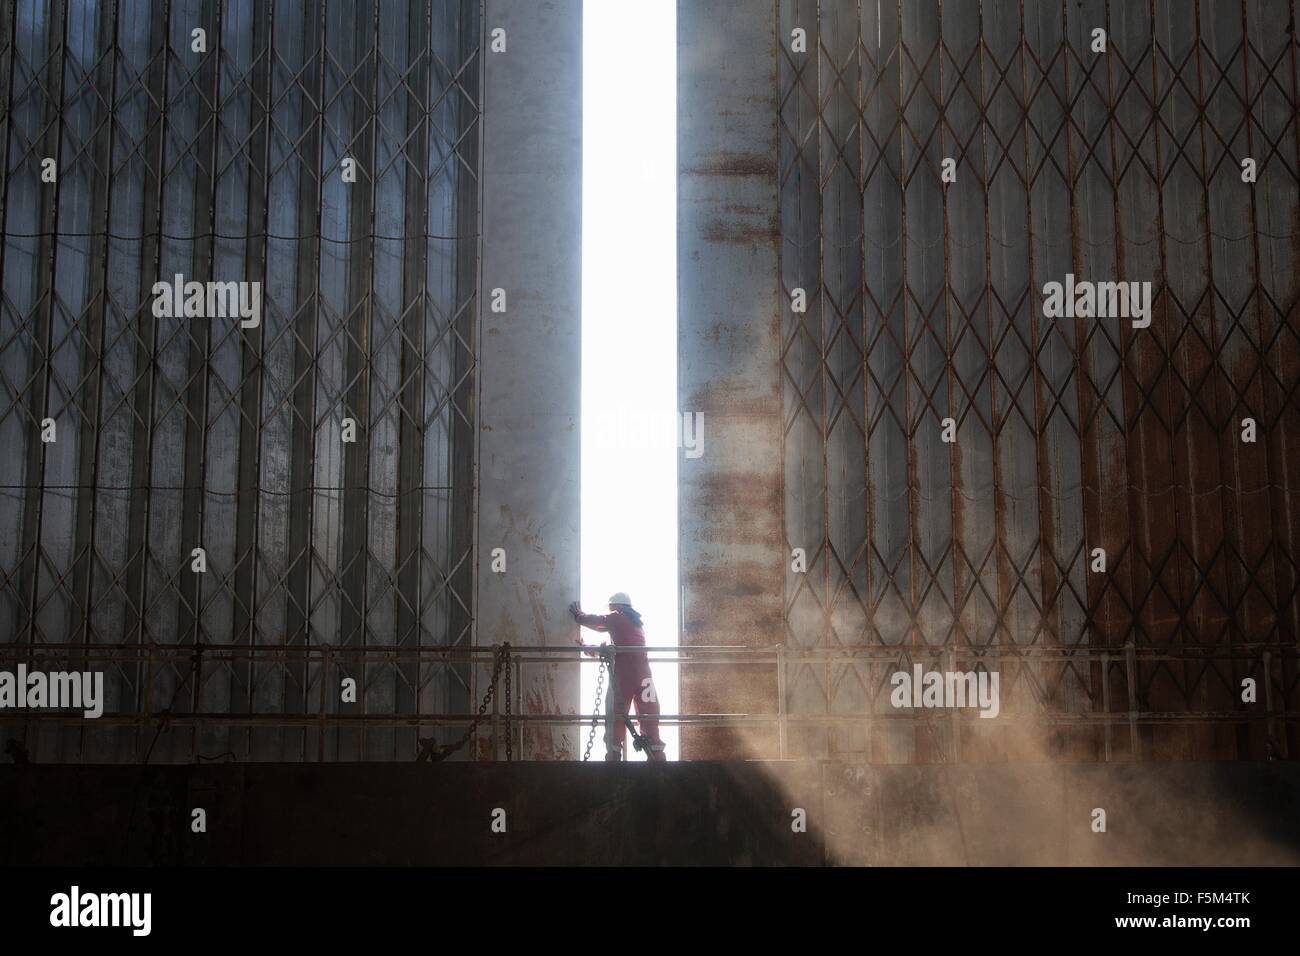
left=604, top=747, right=623, bottom=762
left=648, top=743, right=667, bottom=762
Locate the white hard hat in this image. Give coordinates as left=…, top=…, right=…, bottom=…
left=608, top=592, right=632, bottom=607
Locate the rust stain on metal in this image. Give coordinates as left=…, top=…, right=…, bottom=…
left=687, top=471, right=782, bottom=518
left=699, top=214, right=779, bottom=246
left=681, top=153, right=777, bottom=177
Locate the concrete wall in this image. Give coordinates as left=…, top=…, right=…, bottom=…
left=5, top=760, right=1297, bottom=865
left=476, top=0, right=583, bottom=759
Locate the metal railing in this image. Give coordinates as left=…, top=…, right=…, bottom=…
left=0, top=641, right=1295, bottom=762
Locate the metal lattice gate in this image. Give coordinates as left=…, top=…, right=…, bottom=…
left=777, top=0, right=1300, bottom=761
left=0, top=0, right=482, bottom=762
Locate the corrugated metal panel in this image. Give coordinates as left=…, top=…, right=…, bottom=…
left=774, top=0, right=1299, bottom=761
left=0, top=0, right=482, bottom=762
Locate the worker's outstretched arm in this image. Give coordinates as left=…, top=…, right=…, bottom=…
left=569, top=602, right=610, bottom=658
left=569, top=602, right=611, bottom=632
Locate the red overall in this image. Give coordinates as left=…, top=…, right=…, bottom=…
left=575, top=609, right=665, bottom=760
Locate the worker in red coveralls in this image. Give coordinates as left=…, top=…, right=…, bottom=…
left=570, top=593, right=667, bottom=762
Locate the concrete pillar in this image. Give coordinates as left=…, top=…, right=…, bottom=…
left=677, top=0, right=784, bottom=759
left=476, top=0, right=583, bottom=759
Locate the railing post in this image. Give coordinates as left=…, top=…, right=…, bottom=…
left=776, top=643, right=787, bottom=760
left=189, top=643, right=204, bottom=761
left=1100, top=650, right=1111, bottom=762
left=947, top=647, right=959, bottom=763
left=1262, top=650, right=1275, bottom=757
left=318, top=644, right=330, bottom=762
left=141, top=643, right=157, bottom=762
left=491, top=644, right=500, bottom=762
left=1124, top=640, right=1139, bottom=761
left=514, top=655, right=522, bottom=761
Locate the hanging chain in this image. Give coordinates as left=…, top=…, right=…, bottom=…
left=503, top=645, right=513, bottom=761
left=582, top=648, right=608, bottom=762
left=416, top=642, right=512, bottom=762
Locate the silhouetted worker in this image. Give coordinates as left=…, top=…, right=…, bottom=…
left=571, top=593, right=666, bottom=762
